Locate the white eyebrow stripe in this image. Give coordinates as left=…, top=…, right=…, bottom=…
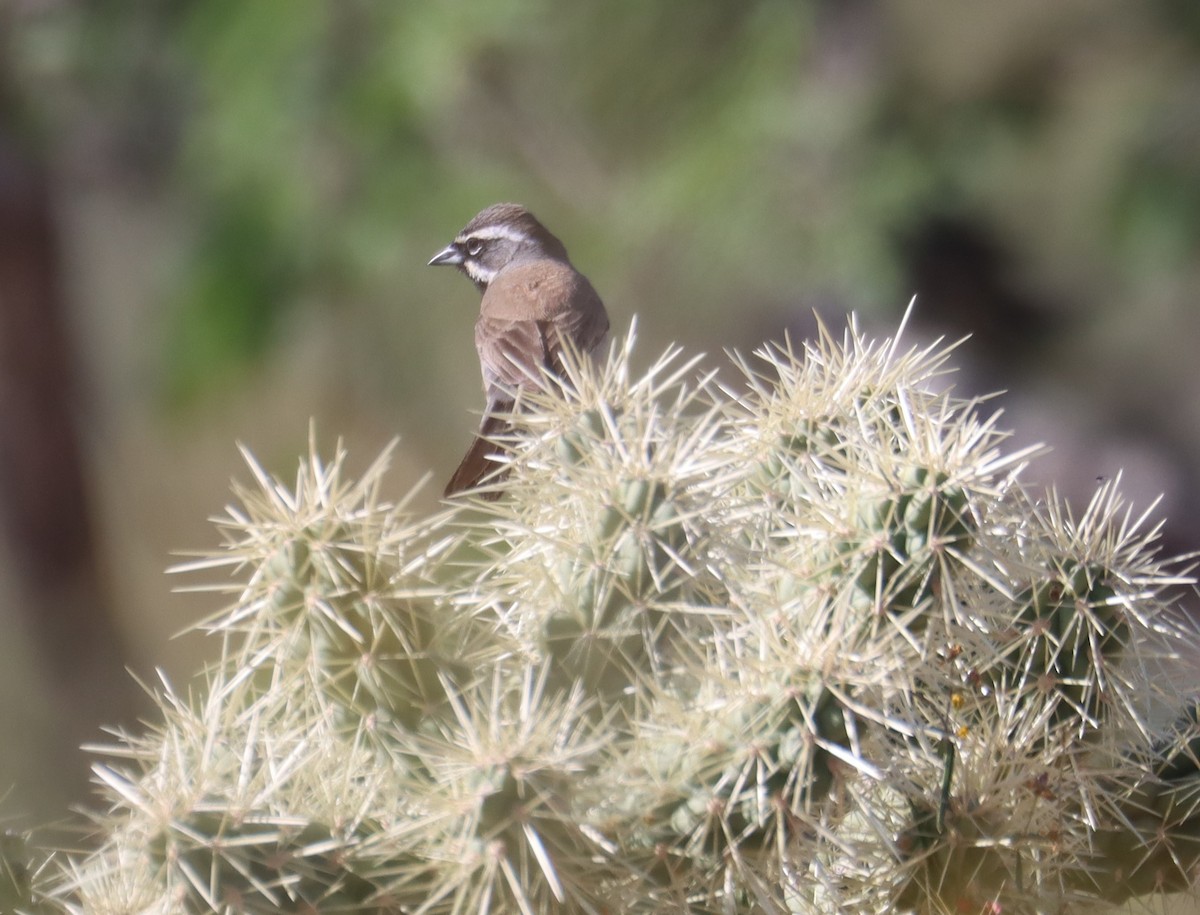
left=457, top=225, right=528, bottom=244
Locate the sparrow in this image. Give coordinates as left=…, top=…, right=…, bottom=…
left=430, top=203, right=610, bottom=498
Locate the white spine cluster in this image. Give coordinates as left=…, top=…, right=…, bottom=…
left=29, top=316, right=1200, bottom=915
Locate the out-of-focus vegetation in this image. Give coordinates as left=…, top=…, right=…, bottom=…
left=1, top=0, right=1199, bottom=849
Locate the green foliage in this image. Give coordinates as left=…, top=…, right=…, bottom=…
left=13, top=0, right=1200, bottom=442
left=38, top=319, right=1200, bottom=913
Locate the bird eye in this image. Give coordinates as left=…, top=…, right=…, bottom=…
left=466, top=238, right=484, bottom=257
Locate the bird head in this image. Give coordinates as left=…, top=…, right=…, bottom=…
left=429, top=203, right=571, bottom=292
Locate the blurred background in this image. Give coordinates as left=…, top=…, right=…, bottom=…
left=2, top=0, right=1199, bottom=833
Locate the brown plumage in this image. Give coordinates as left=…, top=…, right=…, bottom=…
left=430, top=204, right=609, bottom=498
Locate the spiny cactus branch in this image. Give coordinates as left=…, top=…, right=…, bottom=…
left=22, top=316, right=1200, bottom=914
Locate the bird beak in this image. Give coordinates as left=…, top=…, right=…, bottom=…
left=428, top=244, right=464, bottom=267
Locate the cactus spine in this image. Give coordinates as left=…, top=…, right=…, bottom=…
left=28, top=320, right=1200, bottom=914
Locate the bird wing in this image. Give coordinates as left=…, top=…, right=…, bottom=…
left=448, top=259, right=609, bottom=500
left=474, top=260, right=609, bottom=391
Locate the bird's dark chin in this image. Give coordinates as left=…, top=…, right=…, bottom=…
left=428, top=245, right=464, bottom=267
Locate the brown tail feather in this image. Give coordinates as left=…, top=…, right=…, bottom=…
left=443, top=412, right=510, bottom=499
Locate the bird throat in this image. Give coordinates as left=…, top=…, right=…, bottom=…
left=463, top=260, right=496, bottom=291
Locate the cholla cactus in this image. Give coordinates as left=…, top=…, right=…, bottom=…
left=32, top=315, right=1200, bottom=913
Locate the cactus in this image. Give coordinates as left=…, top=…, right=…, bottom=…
left=34, top=317, right=1200, bottom=913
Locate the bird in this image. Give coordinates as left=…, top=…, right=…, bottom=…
left=429, top=203, right=610, bottom=498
